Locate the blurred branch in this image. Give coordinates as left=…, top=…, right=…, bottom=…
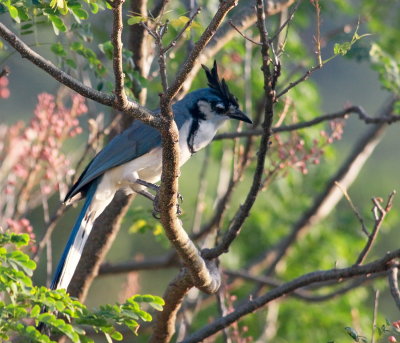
left=388, top=267, right=400, bottom=312
left=245, top=100, right=395, bottom=278
left=225, top=269, right=381, bottom=302
left=180, top=250, right=400, bottom=343
left=214, top=105, right=400, bottom=140
left=335, top=181, right=369, bottom=236
left=355, top=191, right=396, bottom=265
left=371, top=290, right=380, bottom=343
left=99, top=252, right=177, bottom=274
left=149, top=271, right=193, bottom=343
left=228, top=20, right=261, bottom=46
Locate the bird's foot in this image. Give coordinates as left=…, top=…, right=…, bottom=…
left=135, top=179, right=183, bottom=218
left=151, top=192, right=182, bottom=219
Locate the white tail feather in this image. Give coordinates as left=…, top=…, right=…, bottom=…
left=56, top=215, right=95, bottom=290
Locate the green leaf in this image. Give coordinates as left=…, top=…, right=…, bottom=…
left=127, top=16, right=145, bottom=25
left=17, top=7, right=29, bottom=21
left=72, top=7, right=88, bottom=20
left=7, top=5, right=19, bottom=21
left=51, top=42, right=67, bottom=57
left=170, top=16, right=190, bottom=29
left=70, top=41, right=84, bottom=51
left=149, top=302, right=163, bottom=311
left=9, top=233, right=29, bottom=247
left=98, top=41, right=113, bottom=60
left=90, top=3, right=98, bottom=13
left=152, top=296, right=165, bottom=305
left=66, top=58, right=77, bottom=69
left=333, top=42, right=352, bottom=56
left=31, top=304, right=41, bottom=318
left=48, top=15, right=67, bottom=34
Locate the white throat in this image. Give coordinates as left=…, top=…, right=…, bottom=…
left=192, top=116, right=226, bottom=151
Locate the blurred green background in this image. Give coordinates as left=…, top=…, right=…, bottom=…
left=1, top=0, right=400, bottom=341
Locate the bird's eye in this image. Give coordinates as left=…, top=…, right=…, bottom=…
left=214, top=103, right=226, bottom=114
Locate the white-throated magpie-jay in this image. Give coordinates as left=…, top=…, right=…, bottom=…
left=50, top=61, right=252, bottom=291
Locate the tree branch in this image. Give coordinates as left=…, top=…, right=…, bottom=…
left=149, top=271, right=193, bottom=343
left=0, top=22, right=156, bottom=125
left=203, top=0, right=278, bottom=260
left=388, top=266, right=400, bottom=312
left=214, top=105, right=400, bottom=140
left=225, top=269, right=381, bottom=302
left=355, top=191, right=396, bottom=265
left=150, top=1, right=240, bottom=341
left=180, top=250, right=400, bottom=343
left=111, top=0, right=128, bottom=108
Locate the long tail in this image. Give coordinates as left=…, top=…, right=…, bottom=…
left=50, top=179, right=99, bottom=290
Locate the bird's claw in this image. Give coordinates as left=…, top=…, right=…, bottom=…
left=151, top=193, right=183, bottom=219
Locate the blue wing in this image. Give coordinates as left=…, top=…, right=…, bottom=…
left=65, top=107, right=191, bottom=201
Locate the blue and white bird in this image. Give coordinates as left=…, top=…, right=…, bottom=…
left=50, top=61, right=252, bottom=291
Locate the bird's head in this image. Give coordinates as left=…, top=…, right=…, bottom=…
left=186, top=61, right=252, bottom=124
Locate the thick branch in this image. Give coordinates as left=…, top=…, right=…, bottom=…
left=111, top=0, right=128, bottom=108
left=157, top=0, right=239, bottom=293
left=150, top=1, right=240, bottom=341
left=180, top=250, right=400, bottom=343
left=149, top=271, right=193, bottom=343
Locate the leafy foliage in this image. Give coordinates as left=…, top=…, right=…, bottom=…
left=0, top=232, right=164, bottom=342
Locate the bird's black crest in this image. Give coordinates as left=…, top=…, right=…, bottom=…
left=202, top=61, right=239, bottom=108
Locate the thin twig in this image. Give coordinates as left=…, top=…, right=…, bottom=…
left=268, top=0, right=302, bottom=45
left=213, top=105, right=400, bottom=140
left=335, top=181, right=369, bottom=237
left=355, top=191, right=396, bottom=265
left=73, top=114, right=122, bottom=183
left=229, top=20, right=261, bottom=46
left=388, top=267, right=400, bottom=312
left=371, top=289, right=379, bottom=343
left=277, top=65, right=321, bottom=98
left=311, top=0, right=323, bottom=67
left=162, top=7, right=201, bottom=53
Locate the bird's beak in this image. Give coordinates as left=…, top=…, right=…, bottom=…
left=228, top=109, right=253, bottom=124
